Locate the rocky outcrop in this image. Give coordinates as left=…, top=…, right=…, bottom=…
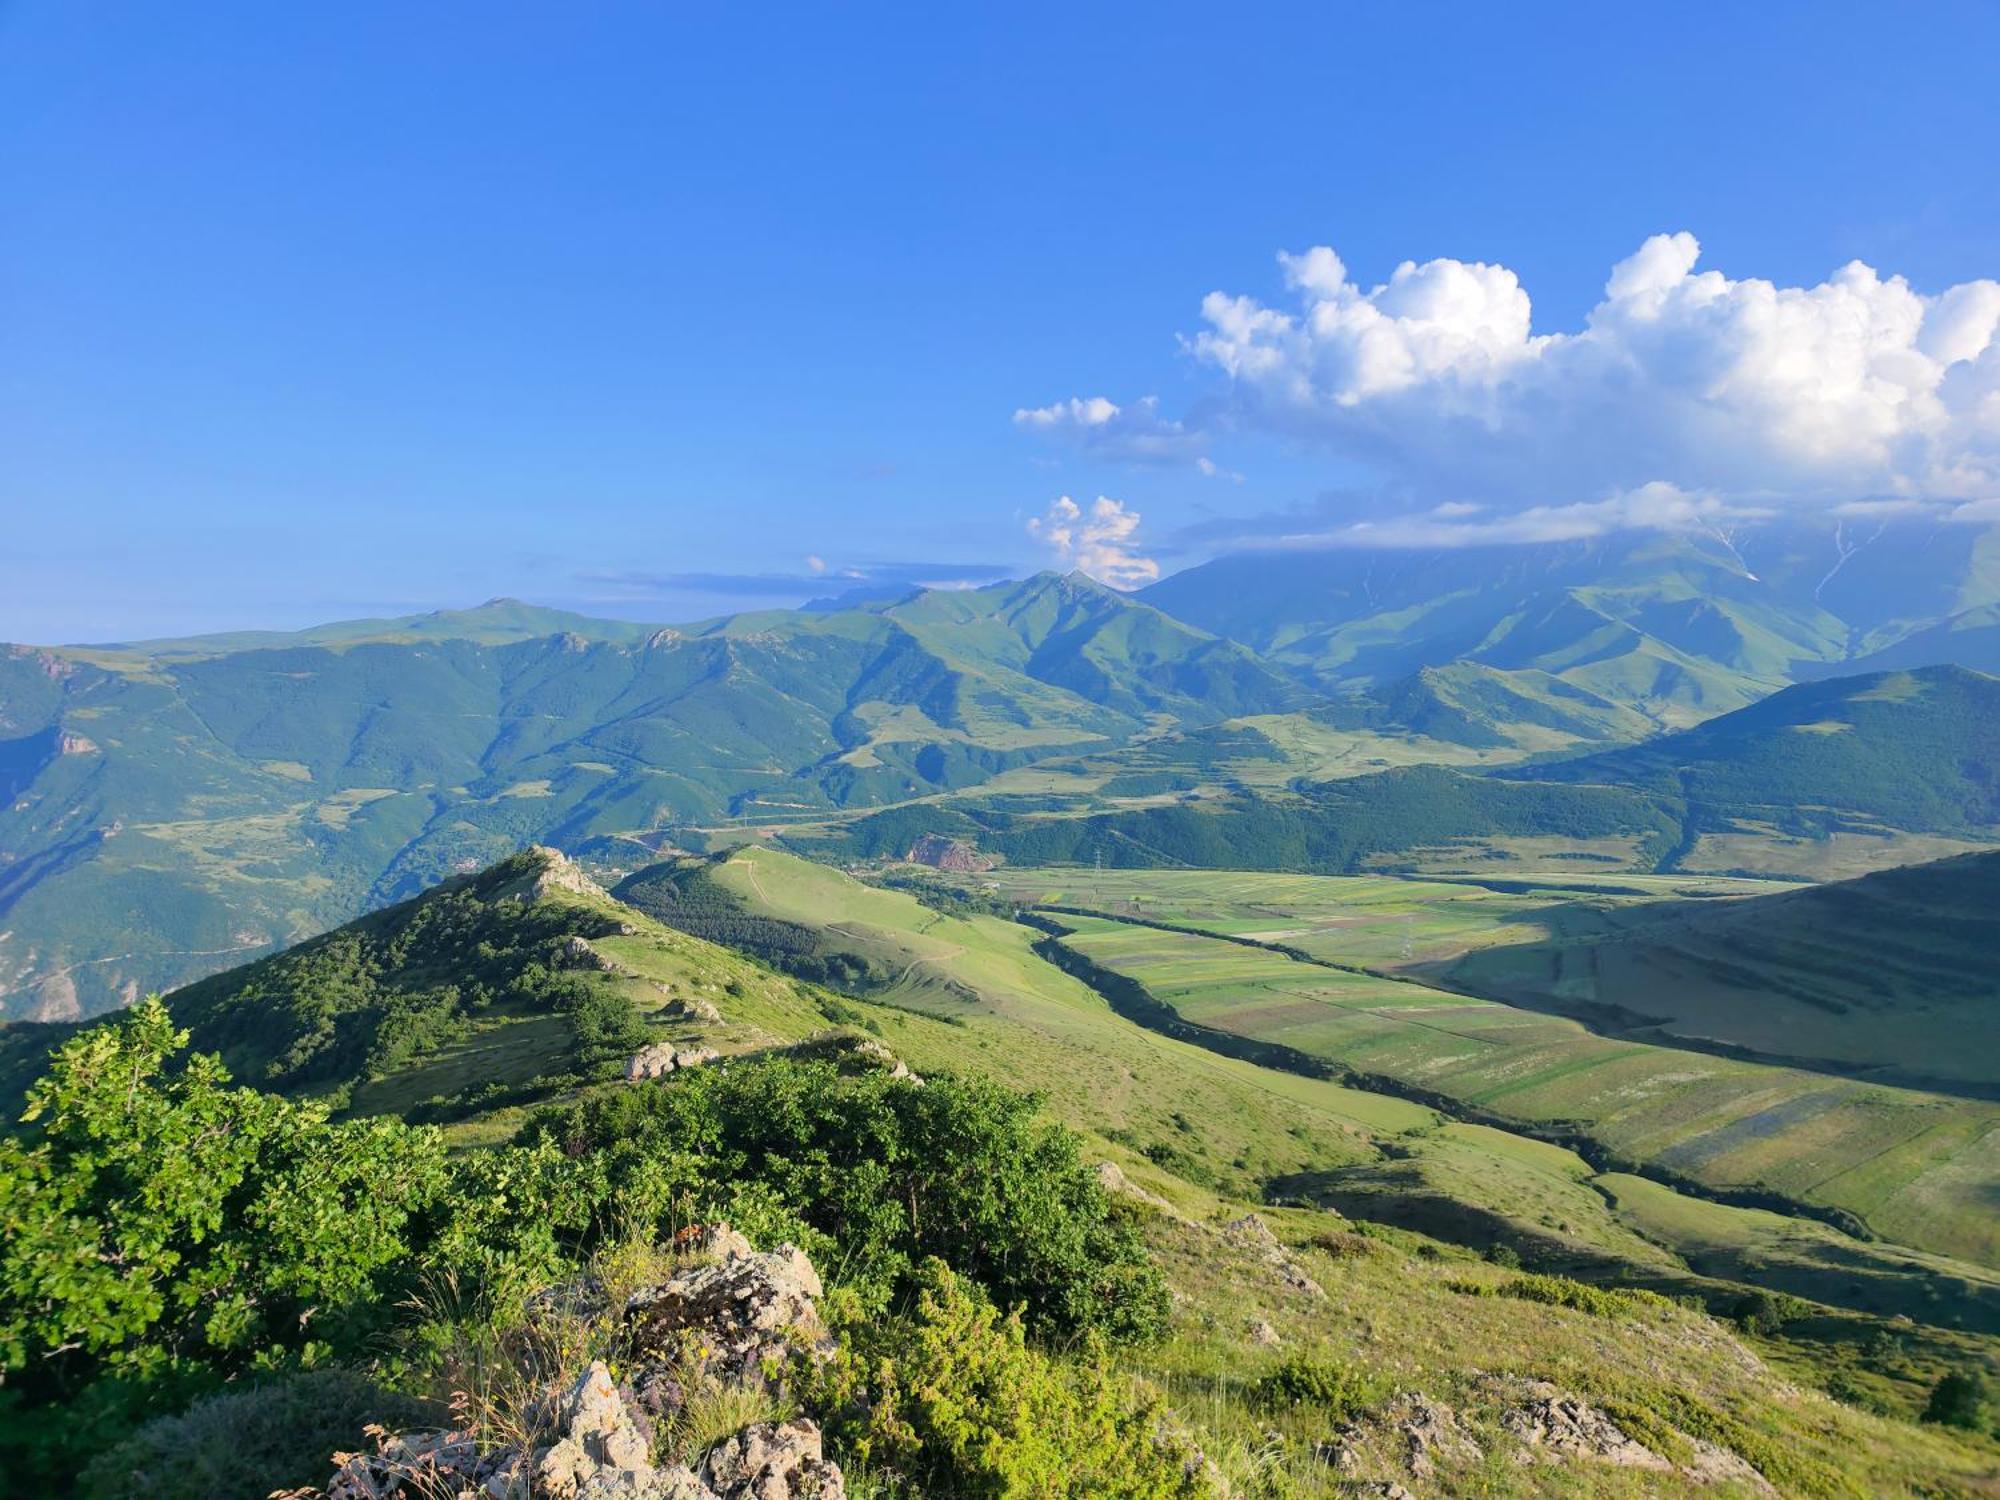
left=661, top=993, right=724, bottom=1024
left=624, top=1243, right=833, bottom=1397
left=1500, top=1383, right=1670, bottom=1472
left=700, top=1420, right=844, bottom=1499
left=315, top=1233, right=843, bottom=1500
left=1221, top=1214, right=1325, bottom=1299
left=1093, top=1161, right=1178, bottom=1216
left=1385, top=1392, right=1483, bottom=1481
left=1493, top=1380, right=1774, bottom=1491
left=625, top=1044, right=721, bottom=1082
left=785, top=1034, right=921, bottom=1084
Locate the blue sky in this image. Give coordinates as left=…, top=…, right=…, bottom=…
left=4, top=2, right=1999, bottom=641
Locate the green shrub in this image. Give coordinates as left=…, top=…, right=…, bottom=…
left=75, top=1369, right=441, bottom=1500
left=1483, top=1243, right=1522, bottom=1269
left=522, top=1056, right=1169, bottom=1341
left=1732, top=1290, right=1809, bottom=1337
left=1498, top=1274, right=1634, bottom=1317
left=1921, top=1370, right=1994, bottom=1432
left=0, top=1000, right=1175, bottom=1485
left=1253, top=1355, right=1383, bottom=1420
left=0, top=1003, right=596, bottom=1480
left=809, top=1261, right=1210, bottom=1498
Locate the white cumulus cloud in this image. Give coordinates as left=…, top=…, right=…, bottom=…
left=1182, top=232, right=2000, bottom=520
left=1027, top=495, right=1160, bottom=588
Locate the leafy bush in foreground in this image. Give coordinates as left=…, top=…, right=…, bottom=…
left=808, top=1260, right=1206, bottom=1499
left=0, top=999, right=1168, bottom=1484
left=521, top=1055, right=1170, bottom=1341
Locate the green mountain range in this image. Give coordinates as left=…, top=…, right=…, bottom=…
left=0, top=574, right=1299, bottom=1019
left=6, top=525, right=2000, bottom=1023
left=803, top=664, right=2000, bottom=883
left=1141, top=517, right=2000, bottom=726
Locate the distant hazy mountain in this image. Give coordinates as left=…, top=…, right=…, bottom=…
left=9, top=524, right=2000, bottom=1024
left=1140, top=518, right=2000, bottom=727
left=0, top=573, right=1298, bottom=1019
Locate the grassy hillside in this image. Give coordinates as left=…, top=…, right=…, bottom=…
left=782, top=665, right=2000, bottom=884
left=787, top=764, right=1684, bottom=874
left=650, top=852, right=2000, bottom=1336
left=1431, top=850, right=2000, bottom=1094
left=10, top=844, right=1998, bottom=1492
left=1036, top=909, right=2000, bottom=1273
left=611, top=848, right=2000, bottom=1461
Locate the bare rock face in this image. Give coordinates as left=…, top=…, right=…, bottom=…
left=1501, top=1383, right=1670, bottom=1472
left=626, top=1044, right=722, bottom=1083
left=902, top=833, right=992, bottom=872
left=664, top=994, right=724, bottom=1024
left=528, top=846, right=614, bottom=903
left=1385, top=1392, right=1483, bottom=1481
left=535, top=1362, right=657, bottom=1496
left=625, top=1244, right=832, bottom=1397
left=1221, top=1214, right=1325, bottom=1300
left=701, top=1419, right=846, bottom=1500
left=315, top=1235, right=844, bottom=1500
left=1093, top=1161, right=1179, bottom=1217
left=628, top=1043, right=680, bottom=1081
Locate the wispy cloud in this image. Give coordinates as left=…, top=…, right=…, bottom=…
left=576, top=559, right=1016, bottom=601
left=1013, top=395, right=1210, bottom=466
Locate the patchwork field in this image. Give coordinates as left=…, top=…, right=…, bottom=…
left=695, top=849, right=2000, bottom=1343
left=969, top=866, right=1787, bottom=968
left=1037, top=909, right=2000, bottom=1270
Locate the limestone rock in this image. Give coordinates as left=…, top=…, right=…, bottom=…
left=625, top=1244, right=832, bottom=1411
left=1501, top=1382, right=1671, bottom=1471
left=1221, top=1213, right=1325, bottom=1299
left=628, top=1043, right=680, bottom=1081
left=626, top=1044, right=721, bottom=1082
left=673, top=1222, right=757, bottom=1263
left=529, top=846, right=614, bottom=903
left=316, top=1239, right=844, bottom=1500
left=665, top=994, right=724, bottom=1024
left=1385, top=1392, right=1483, bottom=1480
left=702, top=1419, right=846, bottom=1500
